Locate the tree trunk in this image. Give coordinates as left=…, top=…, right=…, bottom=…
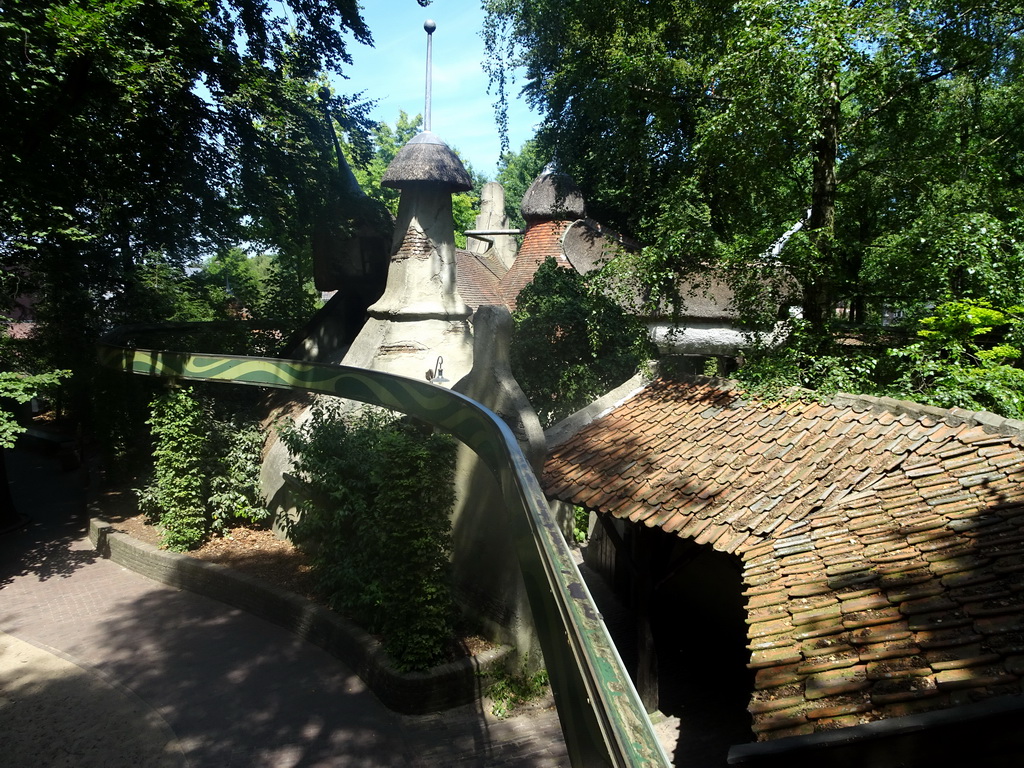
left=804, top=73, right=841, bottom=340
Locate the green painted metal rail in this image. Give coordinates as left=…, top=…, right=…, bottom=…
left=98, top=324, right=671, bottom=768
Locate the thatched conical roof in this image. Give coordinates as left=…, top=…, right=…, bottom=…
left=381, top=131, right=472, bottom=192
left=520, top=165, right=586, bottom=222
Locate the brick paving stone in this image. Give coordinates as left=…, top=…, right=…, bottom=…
left=788, top=580, right=832, bottom=598
left=848, top=621, right=912, bottom=645
left=792, top=619, right=848, bottom=641
left=906, top=610, right=973, bottom=632
left=0, top=450, right=573, bottom=768
left=876, top=694, right=950, bottom=719
left=963, top=597, right=1024, bottom=617
left=749, top=704, right=808, bottom=734
left=800, top=635, right=853, bottom=657
left=797, top=650, right=860, bottom=675
left=804, top=694, right=873, bottom=720
left=842, top=606, right=903, bottom=630
left=886, top=581, right=946, bottom=604
left=747, top=691, right=805, bottom=715
left=898, top=594, right=959, bottom=615
left=809, top=712, right=874, bottom=730
left=840, top=593, right=891, bottom=613
left=748, top=646, right=803, bottom=669
left=935, top=665, right=1013, bottom=690
left=754, top=663, right=803, bottom=690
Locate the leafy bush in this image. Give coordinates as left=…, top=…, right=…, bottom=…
left=735, top=320, right=878, bottom=399
left=735, top=300, right=1024, bottom=419
left=0, top=368, right=69, bottom=448
left=572, top=506, right=590, bottom=544
left=207, top=419, right=268, bottom=535
left=138, top=388, right=210, bottom=550
left=885, top=300, right=1024, bottom=418
left=511, top=258, right=655, bottom=427
left=279, top=405, right=458, bottom=672
left=485, top=664, right=550, bottom=718
left=138, top=387, right=268, bottom=551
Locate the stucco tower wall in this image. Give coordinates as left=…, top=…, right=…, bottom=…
left=451, top=306, right=547, bottom=667
left=342, top=184, right=473, bottom=384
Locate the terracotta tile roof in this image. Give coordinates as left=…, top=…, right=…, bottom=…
left=543, top=376, right=1024, bottom=741
left=455, top=248, right=506, bottom=310
left=498, top=220, right=574, bottom=311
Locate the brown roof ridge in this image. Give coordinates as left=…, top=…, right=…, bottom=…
left=562, top=374, right=1024, bottom=438
left=542, top=367, right=1024, bottom=743
left=824, top=390, right=1024, bottom=437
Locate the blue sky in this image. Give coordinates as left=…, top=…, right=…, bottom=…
left=334, top=0, right=540, bottom=178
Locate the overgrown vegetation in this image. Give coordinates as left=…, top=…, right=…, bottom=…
left=736, top=300, right=1024, bottom=419
left=485, top=664, right=550, bottom=718
left=572, top=506, right=590, bottom=545
left=137, top=387, right=268, bottom=551
left=0, top=368, right=69, bottom=449
left=511, top=258, right=655, bottom=427
left=485, top=0, right=1024, bottom=337
left=279, top=405, right=458, bottom=672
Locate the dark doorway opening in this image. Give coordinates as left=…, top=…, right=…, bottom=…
left=650, top=536, right=755, bottom=767
left=581, top=519, right=754, bottom=766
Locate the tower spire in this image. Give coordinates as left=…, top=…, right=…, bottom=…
left=424, top=19, right=435, bottom=132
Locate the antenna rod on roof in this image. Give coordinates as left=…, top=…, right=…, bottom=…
left=424, top=19, right=436, bottom=132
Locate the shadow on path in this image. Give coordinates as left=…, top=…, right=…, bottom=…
left=1, top=445, right=568, bottom=767
left=0, top=447, right=95, bottom=586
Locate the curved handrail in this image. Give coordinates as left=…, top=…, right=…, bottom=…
left=98, top=326, right=671, bottom=768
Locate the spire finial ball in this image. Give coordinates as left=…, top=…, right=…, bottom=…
left=424, top=19, right=436, bottom=34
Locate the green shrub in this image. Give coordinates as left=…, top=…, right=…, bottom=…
left=138, top=388, right=210, bottom=550
left=572, top=506, right=590, bottom=544
left=279, top=405, right=458, bottom=671
left=735, top=301, right=1024, bottom=419
left=485, top=664, right=550, bottom=719
left=511, top=258, right=655, bottom=427
left=886, top=300, right=1024, bottom=418
left=138, top=387, right=268, bottom=551
left=207, top=419, right=269, bottom=535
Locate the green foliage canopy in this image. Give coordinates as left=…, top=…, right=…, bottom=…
left=138, top=386, right=268, bottom=551
left=484, top=0, right=1024, bottom=337
left=511, top=258, right=655, bottom=427
left=279, top=406, right=458, bottom=672
left=1, top=0, right=382, bottom=415
left=0, top=368, right=69, bottom=449
left=496, top=138, right=546, bottom=230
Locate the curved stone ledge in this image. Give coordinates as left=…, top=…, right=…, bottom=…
left=88, top=517, right=511, bottom=715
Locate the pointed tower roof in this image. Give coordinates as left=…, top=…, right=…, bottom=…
left=379, top=21, right=472, bottom=194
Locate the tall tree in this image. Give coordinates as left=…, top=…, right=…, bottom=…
left=484, top=0, right=1024, bottom=338
left=496, top=138, right=546, bottom=230
left=0, top=0, right=381, bottom=416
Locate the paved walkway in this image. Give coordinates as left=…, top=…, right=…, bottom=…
left=0, top=447, right=568, bottom=767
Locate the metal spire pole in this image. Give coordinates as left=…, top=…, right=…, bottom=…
left=424, top=19, right=435, bottom=132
